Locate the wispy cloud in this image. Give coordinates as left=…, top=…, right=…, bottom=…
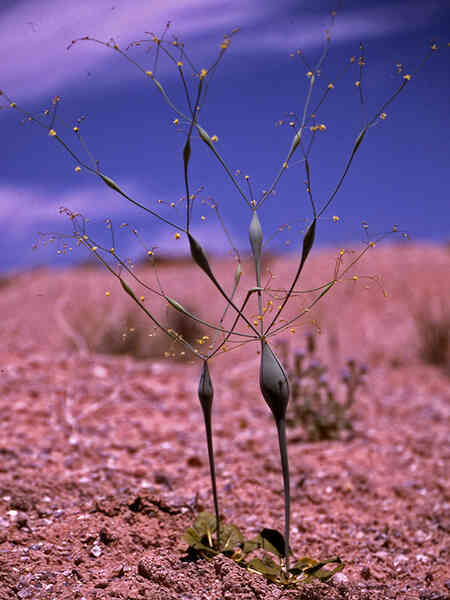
left=0, top=0, right=271, bottom=102
left=1, top=0, right=442, bottom=105
left=0, top=181, right=242, bottom=258
left=0, top=182, right=136, bottom=237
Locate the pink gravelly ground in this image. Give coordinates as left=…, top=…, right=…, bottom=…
left=0, top=244, right=448, bottom=599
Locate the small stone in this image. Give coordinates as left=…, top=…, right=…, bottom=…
left=90, top=544, right=102, bottom=558
left=394, top=554, right=408, bottom=567
left=416, top=553, right=429, bottom=563
left=99, top=527, right=116, bottom=545
left=360, top=565, right=371, bottom=580
left=333, top=572, right=349, bottom=585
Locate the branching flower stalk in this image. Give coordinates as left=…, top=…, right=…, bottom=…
left=1, top=9, right=443, bottom=582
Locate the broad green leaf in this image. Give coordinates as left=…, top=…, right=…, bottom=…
left=220, top=523, right=244, bottom=552
left=260, top=528, right=286, bottom=557
left=247, top=557, right=281, bottom=578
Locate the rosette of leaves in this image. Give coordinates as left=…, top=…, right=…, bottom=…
left=184, top=511, right=244, bottom=558
left=185, top=514, right=344, bottom=587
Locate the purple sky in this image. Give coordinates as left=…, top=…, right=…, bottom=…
left=1, top=0, right=449, bottom=273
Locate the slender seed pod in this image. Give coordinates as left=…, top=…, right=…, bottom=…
left=196, top=124, right=214, bottom=150
left=249, top=210, right=263, bottom=283
left=99, top=173, right=123, bottom=194
left=259, top=340, right=289, bottom=423
left=188, top=233, right=215, bottom=280
left=234, top=262, right=242, bottom=286
left=198, top=359, right=214, bottom=416
left=198, top=360, right=220, bottom=549
left=249, top=210, right=262, bottom=265
left=299, top=217, right=316, bottom=273
left=183, top=138, right=191, bottom=169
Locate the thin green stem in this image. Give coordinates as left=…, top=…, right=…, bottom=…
left=276, top=418, right=290, bottom=575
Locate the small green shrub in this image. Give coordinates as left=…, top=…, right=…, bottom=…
left=415, top=308, right=450, bottom=375
left=278, top=333, right=367, bottom=441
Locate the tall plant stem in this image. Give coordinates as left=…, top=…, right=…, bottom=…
left=201, top=403, right=221, bottom=549
left=276, top=417, right=291, bottom=575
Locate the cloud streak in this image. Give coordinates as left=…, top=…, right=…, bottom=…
left=1, top=0, right=443, bottom=105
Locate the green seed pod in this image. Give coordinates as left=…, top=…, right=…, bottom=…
left=234, top=262, right=242, bottom=286
left=249, top=210, right=262, bottom=266
left=99, top=173, right=123, bottom=194
left=196, top=124, right=213, bottom=149
left=259, top=341, right=290, bottom=423
left=183, top=139, right=191, bottom=170
left=352, top=127, right=367, bottom=156
left=299, top=217, right=316, bottom=271
left=198, top=360, right=213, bottom=417
left=188, top=233, right=215, bottom=280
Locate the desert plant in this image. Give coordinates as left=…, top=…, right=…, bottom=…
left=2, top=7, right=444, bottom=585
left=185, top=511, right=343, bottom=586
left=278, top=333, right=367, bottom=441
left=415, top=306, right=450, bottom=376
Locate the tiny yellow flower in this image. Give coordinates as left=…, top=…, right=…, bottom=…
left=355, top=81, right=361, bottom=87
left=147, top=250, right=153, bottom=256
left=211, top=135, right=218, bottom=143
left=200, top=216, right=206, bottom=221
left=328, top=83, right=334, bottom=89
left=200, top=68, right=207, bottom=79
left=145, top=70, right=153, bottom=77
left=49, top=129, right=57, bottom=137
left=244, top=175, right=249, bottom=180
left=105, top=291, right=111, bottom=297
left=174, top=232, right=181, bottom=239
left=403, top=74, right=411, bottom=81
left=73, top=126, right=79, bottom=132
left=431, top=43, right=437, bottom=51
left=140, top=296, right=145, bottom=302
left=91, top=246, right=98, bottom=252
left=9, top=102, right=16, bottom=108
left=289, top=328, right=295, bottom=334
left=339, top=249, right=345, bottom=256
left=306, top=71, right=313, bottom=77
left=319, top=123, right=327, bottom=131
left=352, top=275, right=358, bottom=281
left=177, top=61, right=183, bottom=67
left=282, top=161, right=288, bottom=169
left=173, top=118, right=179, bottom=125
left=380, top=112, right=387, bottom=120
left=332, top=215, right=340, bottom=222
left=369, top=241, right=376, bottom=247
left=109, top=248, right=115, bottom=254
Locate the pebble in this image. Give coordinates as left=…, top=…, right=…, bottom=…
left=90, top=544, right=102, bottom=558
left=333, top=572, right=349, bottom=585
left=393, top=554, right=408, bottom=567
